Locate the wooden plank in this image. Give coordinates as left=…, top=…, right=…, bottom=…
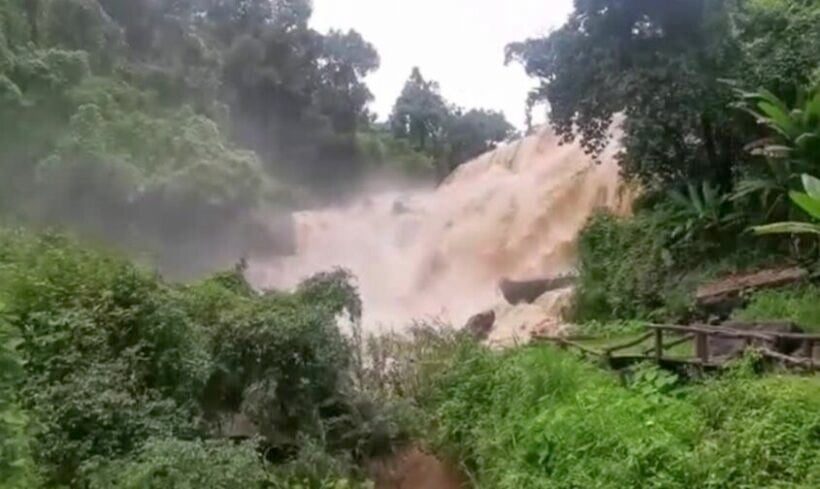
left=758, top=348, right=814, bottom=368
left=642, top=334, right=694, bottom=356
left=604, top=332, right=654, bottom=355
left=558, top=339, right=603, bottom=357
left=695, top=267, right=808, bottom=303
left=646, top=324, right=820, bottom=341
left=537, top=337, right=603, bottom=357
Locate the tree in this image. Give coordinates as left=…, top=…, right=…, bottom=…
left=315, top=29, right=380, bottom=133
left=389, top=67, right=450, bottom=153
left=389, top=68, right=514, bottom=176
left=507, top=0, right=820, bottom=190
left=445, top=108, right=515, bottom=171
left=506, top=0, right=743, bottom=187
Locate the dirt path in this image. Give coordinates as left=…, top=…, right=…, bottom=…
left=372, top=448, right=467, bottom=489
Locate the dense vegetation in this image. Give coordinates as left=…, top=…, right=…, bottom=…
left=425, top=344, right=819, bottom=489
left=0, top=0, right=512, bottom=275
left=0, top=229, right=412, bottom=488
left=2, top=1, right=819, bottom=488
left=506, top=0, right=820, bottom=323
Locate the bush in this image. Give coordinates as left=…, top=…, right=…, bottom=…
left=0, top=302, right=38, bottom=488
left=735, top=285, right=820, bottom=333
left=0, top=229, right=208, bottom=484
left=572, top=208, right=788, bottom=324
left=572, top=210, right=689, bottom=322
left=425, top=343, right=820, bottom=489
left=0, top=228, right=404, bottom=486
left=85, top=438, right=270, bottom=489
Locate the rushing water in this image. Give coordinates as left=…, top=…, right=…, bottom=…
left=249, top=126, right=632, bottom=340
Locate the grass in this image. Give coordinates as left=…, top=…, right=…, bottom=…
left=735, top=285, right=820, bottom=333
left=424, top=343, right=820, bottom=489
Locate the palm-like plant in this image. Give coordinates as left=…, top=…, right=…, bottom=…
left=731, top=83, right=820, bottom=219
left=736, top=84, right=820, bottom=168
left=753, top=174, right=820, bottom=235
left=668, top=181, right=742, bottom=243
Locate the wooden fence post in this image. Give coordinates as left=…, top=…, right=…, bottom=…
left=696, top=332, right=709, bottom=364
left=654, top=328, right=663, bottom=363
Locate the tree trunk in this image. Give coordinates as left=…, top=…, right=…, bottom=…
left=24, top=0, right=39, bottom=42
left=701, top=113, right=733, bottom=190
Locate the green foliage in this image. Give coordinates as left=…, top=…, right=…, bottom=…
left=735, top=285, right=820, bottom=333
left=0, top=228, right=401, bottom=487
left=425, top=343, right=820, bottom=489
left=0, top=302, right=38, bottom=488
left=754, top=174, right=820, bottom=236
left=355, top=129, right=436, bottom=179
left=86, top=438, right=271, bottom=489
left=668, top=181, right=743, bottom=243
left=507, top=0, right=820, bottom=188
left=572, top=206, right=782, bottom=324
left=390, top=67, right=451, bottom=154
left=572, top=210, right=687, bottom=322
left=732, top=82, right=820, bottom=213
left=575, top=320, right=646, bottom=338
left=389, top=67, right=514, bottom=176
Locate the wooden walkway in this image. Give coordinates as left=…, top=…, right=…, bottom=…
left=536, top=323, right=819, bottom=372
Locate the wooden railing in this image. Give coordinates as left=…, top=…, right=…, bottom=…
left=536, top=323, right=819, bottom=371
left=646, top=323, right=818, bottom=370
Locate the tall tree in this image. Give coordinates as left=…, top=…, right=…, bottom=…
left=389, top=67, right=450, bottom=153
left=506, top=0, right=743, bottom=187
left=445, top=108, right=515, bottom=170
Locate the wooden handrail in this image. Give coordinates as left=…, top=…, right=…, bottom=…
left=645, top=323, right=820, bottom=341
left=642, top=333, right=694, bottom=356
left=603, top=332, right=654, bottom=355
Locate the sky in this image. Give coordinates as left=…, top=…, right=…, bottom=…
left=310, top=0, right=574, bottom=129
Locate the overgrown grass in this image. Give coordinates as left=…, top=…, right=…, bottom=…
left=424, top=343, right=820, bottom=489
left=735, top=285, right=820, bottom=333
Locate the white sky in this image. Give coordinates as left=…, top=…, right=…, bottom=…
left=311, top=0, right=573, bottom=128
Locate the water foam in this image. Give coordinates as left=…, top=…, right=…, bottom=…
left=249, top=127, right=631, bottom=339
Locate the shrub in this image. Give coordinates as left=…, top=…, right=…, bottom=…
left=0, top=302, right=38, bottom=488
left=735, top=285, right=820, bottom=332
left=572, top=208, right=787, bottom=324
left=85, top=438, right=271, bottom=489
left=426, top=344, right=820, bottom=489
left=0, top=228, right=404, bottom=485
left=0, top=229, right=208, bottom=484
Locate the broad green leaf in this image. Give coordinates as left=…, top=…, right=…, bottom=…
left=794, top=133, right=817, bottom=150
left=804, top=92, right=820, bottom=122
left=757, top=101, right=799, bottom=139
left=669, top=189, right=690, bottom=209
left=801, top=174, right=820, bottom=200
left=758, top=88, right=792, bottom=116
left=688, top=183, right=704, bottom=215
left=789, top=191, right=820, bottom=219
left=753, top=222, right=820, bottom=235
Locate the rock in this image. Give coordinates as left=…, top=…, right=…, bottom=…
left=499, top=276, right=577, bottom=305
left=695, top=267, right=808, bottom=320
left=463, top=310, right=495, bottom=340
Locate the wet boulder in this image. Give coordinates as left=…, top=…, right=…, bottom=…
left=463, top=310, right=495, bottom=341
left=499, top=276, right=577, bottom=305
